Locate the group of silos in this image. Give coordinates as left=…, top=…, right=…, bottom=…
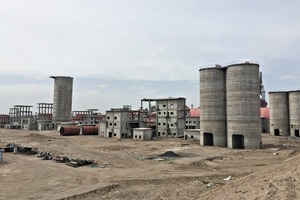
left=269, top=91, right=300, bottom=137
left=200, top=62, right=261, bottom=149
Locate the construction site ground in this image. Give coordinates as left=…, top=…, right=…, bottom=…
left=0, top=129, right=300, bottom=200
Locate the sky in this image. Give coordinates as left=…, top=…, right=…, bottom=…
left=1, top=0, right=300, bottom=114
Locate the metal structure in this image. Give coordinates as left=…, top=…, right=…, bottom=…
left=226, top=63, right=261, bottom=149
left=268, top=92, right=290, bottom=136
left=199, top=67, right=227, bottom=146
left=289, top=91, right=300, bottom=137
left=60, top=126, right=81, bottom=136
left=50, top=76, right=73, bottom=122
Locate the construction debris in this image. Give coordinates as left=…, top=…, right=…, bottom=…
left=1, top=143, right=97, bottom=168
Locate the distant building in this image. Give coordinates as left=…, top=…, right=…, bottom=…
left=186, top=107, right=200, bottom=129
left=0, top=114, right=10, bottom=125
left=133, top=128, right=152, bottom=141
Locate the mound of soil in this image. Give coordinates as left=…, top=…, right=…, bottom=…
left=159, top=151, right=181, bottom=158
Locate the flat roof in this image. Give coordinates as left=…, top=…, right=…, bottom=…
left=141, top=97, right=186, bottom=102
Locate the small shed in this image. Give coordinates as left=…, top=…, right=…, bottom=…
left=133, top=128, right=152, bottom=141
left=184, top=129, right=200, bottom=140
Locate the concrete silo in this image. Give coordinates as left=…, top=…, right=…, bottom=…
left=226, top=63, right=261, bottom=149
left=269, top=92, right=289, bottom=136
left=288, top=91, right=300, bottom=137
left=50, top=76, right=73, bottom=122
left=199, top=66, right=227, bottom=146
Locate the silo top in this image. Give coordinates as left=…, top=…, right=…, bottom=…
left=268, top=91, right=289, bottom=94
left=289, top=90, right=300, bottom=93
left=50, top=76, right=73, bottom=79
left=199, top=60, right=259, bottom=71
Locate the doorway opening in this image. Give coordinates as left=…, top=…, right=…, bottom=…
left=203, top=132, right=214, bottom=146
left=232, top=134, right=245, bottom=149
left=295, top=130, right=300, bottom=137
left=274, top=129, right=280, bottom=136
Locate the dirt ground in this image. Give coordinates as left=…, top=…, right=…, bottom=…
left=0, top=129, right=300, bottom=200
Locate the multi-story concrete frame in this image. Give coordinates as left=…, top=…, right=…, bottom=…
left=106, top=107, right=147, bottom=139
left=9, top=105, right=33, bottom=126
left=142, top=97, right=186, bottom=138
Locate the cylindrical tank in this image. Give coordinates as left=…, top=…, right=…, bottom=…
left=269, top=92, right=289, bottom=136
left=199, top=66, right=227, bottom=146
left=289, top=91, right=300, bottom=137
left=226, top=63, right=261, bottom=149
left=60, top=126, right=80, bottom=136
left=82, top=125, right=99, bottom=135
left=50, top=76, right=73, bottom=122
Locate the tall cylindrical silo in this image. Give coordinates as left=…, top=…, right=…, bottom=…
left=200, top=66, right=227, bottom=147
left=226, top=63, right=261, bottom=149
left=288, top=91, right=300, bottom=137
left=269, top=92, right=289, bottom=136
left=50, top=76, right=73, bottom=122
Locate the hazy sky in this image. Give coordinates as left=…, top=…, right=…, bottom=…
left=1, top=0, right=300, bottom=114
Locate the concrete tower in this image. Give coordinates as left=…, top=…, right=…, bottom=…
left=226, top=63, right=262, bottom=149
left=50, top=76, right=73, bottom=122
left=199, top=66, right=227, bottom=147
left=269, top=92, right=289, bottom=136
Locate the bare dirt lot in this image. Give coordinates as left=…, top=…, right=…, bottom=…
left=0, top=129, right=300, bottom=200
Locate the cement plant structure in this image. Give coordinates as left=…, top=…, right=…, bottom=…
left=200, top=61, right=262, bottom=149
left=50, top=76, right=73, bottom=123
left=269, top=90, right=300, bottom=137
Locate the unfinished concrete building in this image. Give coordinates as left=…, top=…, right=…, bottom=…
left=36, top=103, right=53, bottom=131
left=105, top=106, right=147, bottom=139
left=142, top=97, right=186, bottom=138
left=186, top=107, right=200, bottom=130
left=133, top=128, right=152, bottom=141
left=269, top=90, right=300, bottom=137
left=200, top=61, right=262, bottom=149
left=9, top=105, right=34, bottom=129
left=72, top=109, right=99, bottom=125
left=50, top=76, right=73, bottom=123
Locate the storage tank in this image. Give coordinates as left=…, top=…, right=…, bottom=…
left=226, top=63, right=261, bottom=149
left=82, top=125, right=99, bottom=135
left=199, top=66, right=227, bottom=146
left=269, top=91, right=289, bottom=136
left=60, top=126, right=80, bottom=136
left=288, top=91, right=300, bottom=137
left=50, top=76, right=73, bottom=122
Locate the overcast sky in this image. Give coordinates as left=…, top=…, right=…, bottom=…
left=1, top=0, right=300, bottom=114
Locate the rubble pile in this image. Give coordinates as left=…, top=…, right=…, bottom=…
left=36, top=152, right=97, bottom=168
left=1, top=143, right=97, bottom=168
